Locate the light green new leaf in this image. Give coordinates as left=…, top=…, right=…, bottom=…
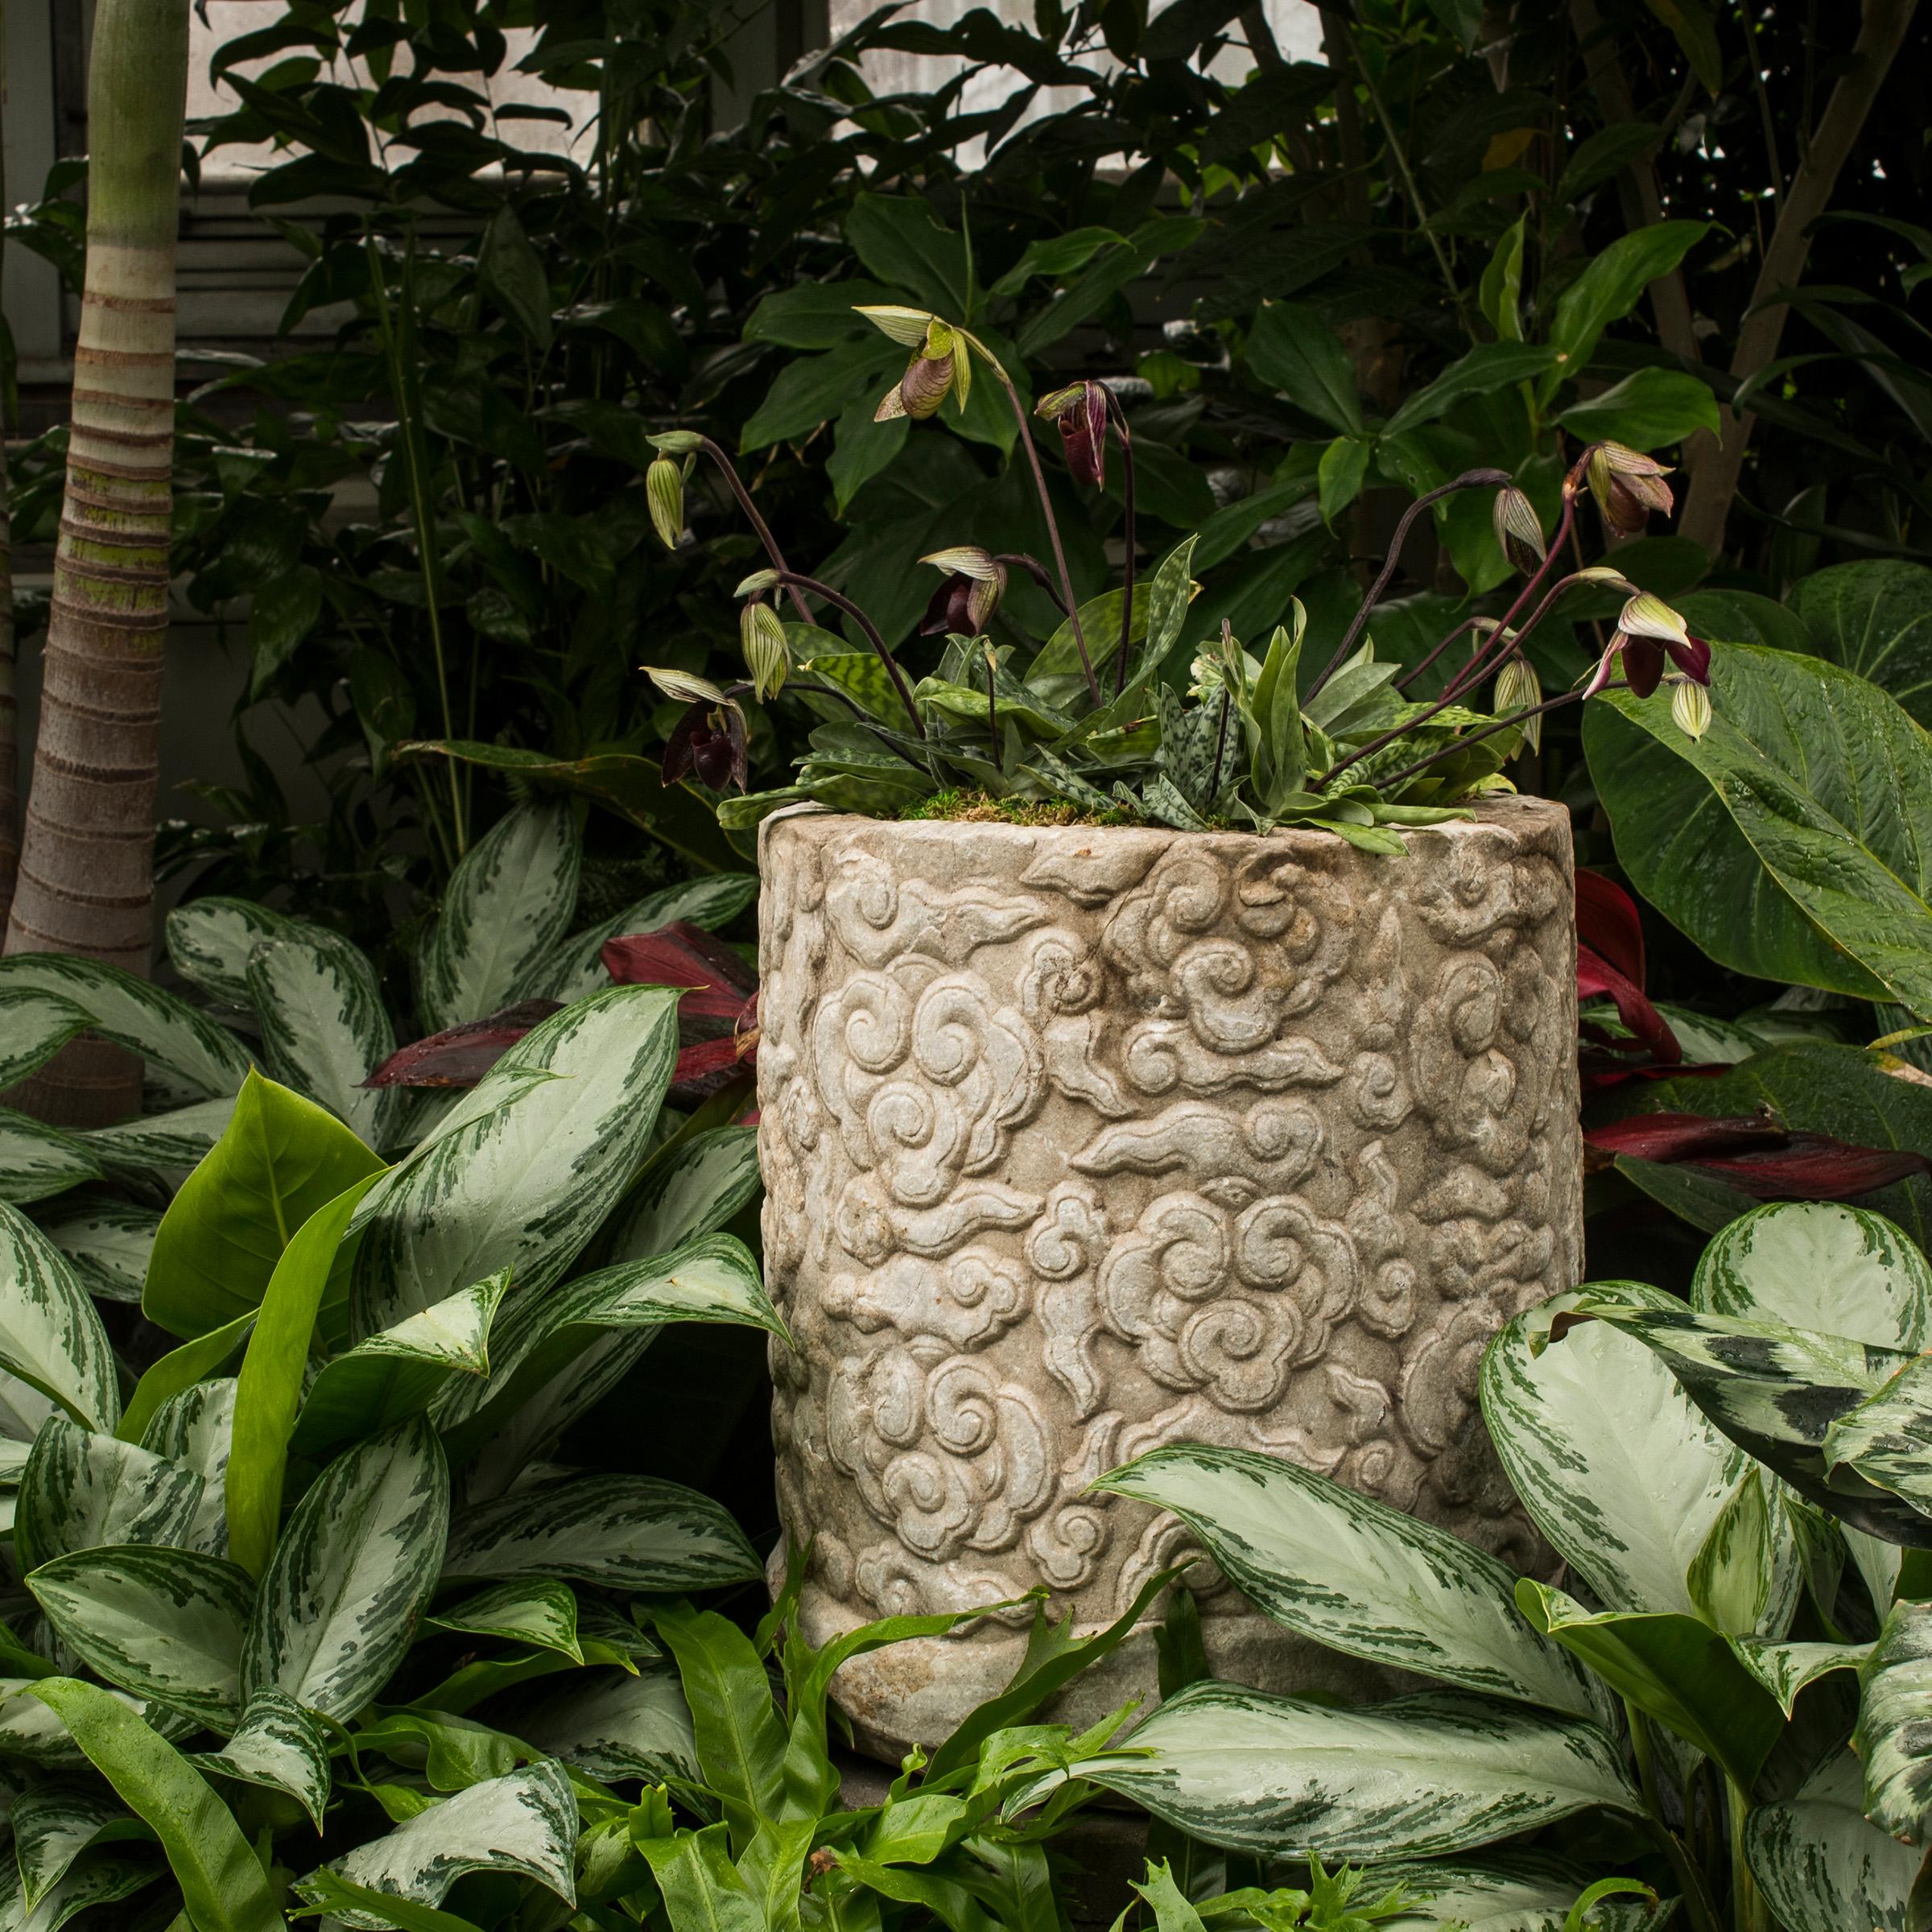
left=650, top=1603, right=785, bottom=1851
left=195, top=1685, right=331, bottom=1831
left=299, top=1758, right=576, bottom=1928
left=1055, top=1682, right=1640, bottom=1860
left=27, top=1677, right=284, bottom=1932
left=1855, top=1599, right=1932, bottom=1843
left=539, top=874, right=758, bottom=1004
left=1746, top=1748, right=1920, bottom=1932
left=348, top=986, right=680, bottom=1339
left=117, top=1311, right=253, bottom=1447
left=0, top=1206, right=119, bottom=1437
left=496, top=1663, right=699, bottom=1786
left=291, top=1269, right=507, bottom=1460
left=29, top=1546, right=254, bottom=1729
left=444, top=1472, right=758, bottom=1591
left=637, top=1823, right=763, bottom=1932
left=0, top=956, right=254, bottom=1100
left=243, top=1415, right=449, bottom=1721
left=0, top=993, right=93, bottom=1091
left=35, top=1199, right=158, bottom=1306
left=246, top=925, right=398, bottom=1146
left=0, top=1115, right=101, bottom=1206
left=1586, top=644, right=1932, bottom=1017
left=420, top=802, right=581, bottom=1031
left=1693, top=1201, right=1932, bottom=1347
left=1096, top=1444, right=1601, bottom=1720
left=427, top=1579, right=581, bottom=1662
left=165, top=896, right=294, bottom=1007
left=1794, top=559, right=1932, bottom=726
left=10, top=1780, right=152, bottom=1913
left=143, top=1070, right=384, bottom=1342
left=14, top=1419, right=203, bottom=1574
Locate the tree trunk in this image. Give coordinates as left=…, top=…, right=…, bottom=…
left=2, top=0, right=192, bottom=1127
left=0, top=0, right=18, bottom=941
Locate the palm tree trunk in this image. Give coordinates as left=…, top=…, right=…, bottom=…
left=3, top=0, right=192, bottom=1126
left=0, top=0, right=19, bottom=940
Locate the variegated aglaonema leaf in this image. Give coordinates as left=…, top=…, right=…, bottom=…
left=539, top=873, right=758, bottom=1005
left=0, top=989, right=94, bottom=1091
left=194, top=1685, right=331, bottom=1831
left=28, top=1546, right=254, bottom=1728
left=1854, top=1599, right=1932, bottom=1845
left=298, top=1758, right=577, bottom=1926
left=242, top=1415, right=449, bottom=1721
left=1094, top=1444, right=1604, bottom=1720
left=493, top=1663, right=698, bottom=1786
left=1821, top=1354, right=1932, bottom=1518
left=0, top=1111, right=101, bottom=1206
left=142, top=1378, right=238, bottom=1558
left=0, top=1848, right=155, bottom=1931
left=606, top=1123, right=762, bottom=1262
left=37, top=1199, right=159, bottom=1306
left=348, top=985, right=682, bottom=1340
left=1747, top=1748, right=1922, bottom=1932
left=0, top=1206, right=120, bottom=1438
left=165, top=895, right=292, bottom=1007
left=14, top=1418, right=203, bottom=1573
left=1040, top=1682, right=1640, bottom=1860
left=427, top=1578, right=583, bottom=1661
left=10, top=1780, right=152, bottom=1913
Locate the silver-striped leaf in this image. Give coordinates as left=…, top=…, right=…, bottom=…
left=246, top=925, right=399, bottom=1147
left=539, top=873, right=758, bottom=1004
left=1481, top=1286, right=1798, bottom=1623
left=33, top=1199, right=159, bottom=1306
left=347, top=986, right=681, bottom=1340
left=1729, top=1637, right=1870, bottom=1718
left=427, top=1579, right=582, bottom=1661
left=142, top=1379, right=238, bottom=1558
left=0, top=993, right=93, bottom=1092
left=1822, top=1354, right=1932, bottom=1515
left=81, top=1096, right=237, bottom=1176
left=28, top=1546, right=254, bottom=1729
left=605, top=1125, right=762, bottom=1264
left=165, top=896, right=294, bottom=1007
left=10, top=1780, right=151, bottom=1913
left=242, top=1415, right=449, bottom=1722
left=1095, top=1443, right=1604, bottom=1721
left=0, top=1849, right=156, bottom=1931
left=420, top=802, right=581, bottom=1031
left=298, top=1757, right=578, bottom=1927
left=1694, top=1201, right=1932, bottom=1347
left=0, top=1682, right=146, bottom=1769
left=1377, top=1855, right=1667, bottom=1932
left=1855, top=1598, right=1932, bottom=1843
left=14, top=1420, right=203, bottom=1574
left=0, top=1117, right=101, bottom=1208
left=442, top=1471, right=758, bottom=1591
left=1046, top=1682, right=1640, bottom=1860
left=0, top=956, right=253, bottom=1099
left=1746, top=1748, right=1920, bottom=1932
left=0, top=1208, right=118, bottom=1437
left=193, top=1686, right=330, bottom=1831
left=492, top=1662, right=698, bottom=1785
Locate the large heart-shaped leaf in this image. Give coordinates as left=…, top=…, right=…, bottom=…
left=1794, top=559, right=1932, bottom=725
left=1585, top=644, right=1932, bottom=1017
left=1746, top=1747, right=1921, bottom=1932
left=1095, top=1444, right=1601, bottom=1719
left=0, top=1207, right=118, bottom=1438
left=14, top=1419, right=204, bottom=1573
left=242, top=1415, right=449, bottom=1720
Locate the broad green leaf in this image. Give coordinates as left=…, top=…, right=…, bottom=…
left=26, top=1678, right=283, bottom=1932
left=1245, top=302, right=1362, bottom=435
left=35, top=1199, right=158, bottom=1305
left=1480, top=1287, right=1784, bottom=1619
left=1746, top=1747, right=1919, bottom=1932
left=246, top=924, right=398, bottom=1146
left=84, top=1096, right=237, bottom=1174
left=242, top=1416, right=449, bottom=1720
left=0, top=1207, right=118, bottom=1437
left=1586, top=645, right=1932, bottom=1016
left=538, top=875, right=758, bottom=1004
left=650, top=1604, right=785, bottom=1851
left=844, top=192, right=971, bottom=317
left=443, top=1472, right=758, bottom=1591
left=117, top=1311, right=253, bottom=1447
left=1513, top=1581, right=1783, bottom=1785
left=143, top=1070, right=383, bottom=1342
left=1545, top=222, right=1707, bottom=382
left=1558, top=368, right=1720, bottom=449
left=142, top=1379, right=238, bottom=1558
left=165, top=897, right=293, bottom=1006
left=0, top=957, right=254, bottom=1100
left=745, top=278, right=895, bottom=348
left=10, top=1780, right=152, bottom=1913
left=299, top=1759, right=577, bottom=1926
left=1316, top=436, right=1371, bottom=526
left=0, top=1116, right=101, bottom=1206
left=225, top=1171, right=384, bottom=1578
left=477, top=204, right=553, bottom=348
left=195, top=1685, right=330, bottom=1831
left=1381, top=343, right=1558, bottom=440
left=496, top=1663, right=699, bottom=1786
left=14, top=1419, right=203, bottom=1574
left=29, top=1546, right=254, bottom=1728
left=421, top=803, right=581, bottom=1033
left=1096, top=1445, right=1601, bottom=1719
left=1055, top=1682, right=1640, bottom=1860
left=605, top=1125, right=762, bottom=1263
left=353, top=1710, right=519, bottom=1791
left=1858, top=1602, right=1932, bottom=1844
left=1795, top=559, right=1932, bottom=725
left=1693, top=1201, right=1932, bottom=1348
left=427, top=1579, right=581, bottom=1661
left=638, top=1823, right=763, bottom=1932
left=347, top=987, right=680, bottom=1340
left=291, top=1269, right=507, bottom=1459
left=0, top=992, right=93, bottom=1090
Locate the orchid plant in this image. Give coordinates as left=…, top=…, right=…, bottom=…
left=646, top=312, right=1715, bottom=853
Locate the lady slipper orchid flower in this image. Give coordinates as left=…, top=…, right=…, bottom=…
left=919, top=547, right=1007, bottom=635
left=1585, top=443, right=1675, bottom=539
left=1492, top=485, right=1546, bottom=576
left=1584, top=592, right=1711, bottom=700
left=645, top=667, right=749, bottom=792
left=1035, top=380, right=1109, bottom=486
left=857, top=306, right=972, bottom=421
left=739, top=599, right=791, bottom=700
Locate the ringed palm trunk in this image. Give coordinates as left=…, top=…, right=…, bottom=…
left=3, top=0, right=192, bottom=1126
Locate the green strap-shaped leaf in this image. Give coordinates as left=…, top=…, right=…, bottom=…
left=0, top=992, right=94, bottom=1091
left=636, top=1823, right=763, bottom=1932
left=1746, top=1748, right=1921, bottom=1932
left=165, top=897, right=294, bottom=1007
left=194, top=1686, right=331, bottom=1832
left=225, top=1170, right=383, bottom=1576
left=246, top=924, right=399, bottom=1147
left=1096, top=1443, right=1603, bottom=1721
left=1041, top=1681, right=1641, bottom=1861
left=427, top=1579, right=581, bottom=1662
left=0, top=1113, right=101, bottom=1207
left=419, top=802, right=581, bottom=1031
left=537, top=873, right=759, bottom=1004
left=143, top=1070, right=384, bottom=1342
left=26, top=1677, right=285, bottom=1932
left=14, top=1418, right=204, bottom=1574
left=650, top=1604, right=786, bottom=1852
left=242, top=1415, right=449, bottom=1722
left=29, top=1546, right=254, bottom=1729
left=10, top=1779, right=153, bottom=1913
left=0, top=1204, right=119, bottom=1437
left=1856, top=1599, right=1932, bottom=1844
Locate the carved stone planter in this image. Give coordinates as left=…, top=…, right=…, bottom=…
left=757, top=799, right=1581, bottom=1759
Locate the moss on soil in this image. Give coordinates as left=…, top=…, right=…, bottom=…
left=898, top=787, right=1141, bottom=828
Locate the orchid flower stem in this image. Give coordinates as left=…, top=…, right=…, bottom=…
left=967, top=335, right=1100, bottom=704
left=1105, top=389, right=1137, bottom=696
left=1309, top=471, right=1509, bottom=702
left=985, top=647, right=1000, bottom=751
left=786, top=678, right=929, bottom=774
left=1437, top=567, right=1602, bottom=710
left=773, top=570, right=925, bottom=737
left=1366, top=681, right=1626, bottom=795
left=993, top=552, right=1070, bottom=617
left=698, top=436, right=813, bottom=625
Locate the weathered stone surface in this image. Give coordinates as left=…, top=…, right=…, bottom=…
left=757, top=799, right=1582, bottom=1758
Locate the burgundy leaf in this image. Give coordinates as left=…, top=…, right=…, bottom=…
left=1584, top=1112, right=1790, bottom=1165
left=669, top=1029, right=759, bottom=1108
left=1579, top=1056, right=1727, bottom=1097
left=1578, top=943, right=1680, bottom=1066
left=1689, top=1136, right=1932, bottom=1200
left=601, top=921, right=757, bottom=1020
left=362, top=999, right=562, bottom=1088
left=1575, top=869, right=1645, bottom=989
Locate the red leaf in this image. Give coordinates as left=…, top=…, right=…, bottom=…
left=1689, top=1136, right=1932, bottom=1200
left=362, top=1000, right=562, bottom=1088
left=1575, top=869, right=1646, bottom=989
left=1585, top=1113, right=1789, bottom=1163
left=669, top=1029, right=758, bottom=1108
left=601, top=922, right=758, bottom=1022
left=1580, top=1058, right=1728, bottom=1096
left=1578, top=943, right=1681, bottom=1067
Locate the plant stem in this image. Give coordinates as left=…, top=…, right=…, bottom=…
left=697, top=436, right=814, bottom=625
left=1369, top=682, right=1624, bottom=795
left=1726, top=1778, right=1768, bottom=1932
left=773, top=572, right=924, bottom=737
left=984, top=646, right=1000, bottom=749
left=1104, top=389, right=1137, bottom=696
left=993, top=552, right=1070, bottom=617
left=1642, top=1815, right=1724, bottom=1932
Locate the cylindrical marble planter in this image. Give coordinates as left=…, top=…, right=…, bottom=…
left=757, top=799, right=1581, bottom=1760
